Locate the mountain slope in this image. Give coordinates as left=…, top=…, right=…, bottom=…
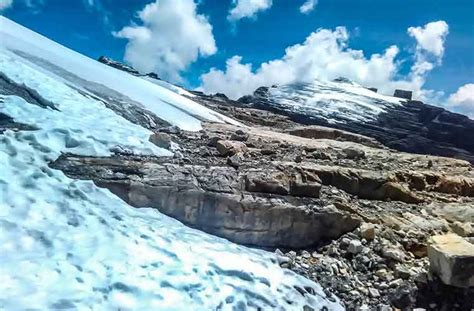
left=0, top=17, right=341, bottom=310
left=0, top=17, right=239, bottom=132
left=239, top=81, right=474, bottom=163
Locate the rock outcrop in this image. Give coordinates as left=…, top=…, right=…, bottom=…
left=238, top=82, right=474, bottom=163
left=53, top=155, right=360, bottom=248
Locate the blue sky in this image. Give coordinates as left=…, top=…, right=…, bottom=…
left=2, top=0, right=473, bottom=114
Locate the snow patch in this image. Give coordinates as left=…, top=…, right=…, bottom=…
left=0, top=16, right=239, bottom=131
left=268, top=80, right=405, bottom=124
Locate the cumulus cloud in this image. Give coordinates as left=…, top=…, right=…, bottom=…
left=114, top=0, right=216, bottom=83
left=0, top=0, right=13, bottom=11
left=408, top=20, right=449, bottom=80
left=228, top=0, right=272, bottom=21
left=300, top=0, right=318, bottom=14
left=408, top=21, right=449, bottom=58
left=447, top=83, right=474, bottom=118
left=200, top=21, right=449, bottom=101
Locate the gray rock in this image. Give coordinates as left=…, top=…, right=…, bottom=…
left=227, top=154, right=242, bottom=168
left=53, top=156, right=360, bottom=248
left=149, top=132, right=172, bottom=149
left=368, top=287, right=380, bottom=298
left=395, top=265, right=412, bottom=280
left=348, top=240, right=363, bottom=254
left=343, top=147, right=366, bottom=160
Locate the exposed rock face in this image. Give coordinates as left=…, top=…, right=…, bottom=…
left=393, top=89, right=413, bottom=100
left=98, top=56, right=161, bottom=80
left=428, top=234, right=474, bottom=288
left=53, top=155, right=360, bottom=248
left=238, top=83, right=474, bottom=163
left=286, top=126, right=383, bottom=148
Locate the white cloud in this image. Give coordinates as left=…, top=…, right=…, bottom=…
left=408, top=20, right=449, bottom=80
left=299, top=0, right=318, bottom=14
left=228, top=0, right=272, bottom=21
left=447, top=83, right=474, bottom=118
left=408, top=21, right=449, bottom=58
left=114, top=0, right=216, bottom=83
left=0, top=0, right=13, bottom=11
left=200, top=21, right=449, bottom=101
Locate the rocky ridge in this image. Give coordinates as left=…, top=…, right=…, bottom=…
left=238, top=83, right=474, bottom=164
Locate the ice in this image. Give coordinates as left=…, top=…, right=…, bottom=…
left=0, top=17, right=342, bottom=310
left=0, top=16, right=239, bottom=132
left=268, top=79, right=405, bottom=124
left=141, top=76, right=196, bottom=98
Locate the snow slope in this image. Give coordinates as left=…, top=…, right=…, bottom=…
left=264, top=79, right=406, bottom=124
left=0, top=17, right=342, bottom=310
left=0, top=17, right=238, bottom=132
left=141, top=76, right=196, bottom=98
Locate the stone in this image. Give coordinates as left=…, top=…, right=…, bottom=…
left=359, top=223, right=376, bottom=241
left=389, top=285, right=414, bottom=309
left=227, top=154, right=242, bottom=168
left=301, top=250, right=311, bottom=259
left=395, top=265, right=412, bottom=280
left=312, top=151, right=333, bottom=161
left=381, top=246, right=407, bottom=262
left=215, top=140, right=248, bottom=156
left=207, top=136, right=221, bottom=147
left=230, top=130, right=249, bottom=142
left=368, top=287, right=380, bottom=298
left=149, top=132, right=171, bottom=149
left=427, top=233, right=474, bottom=288
left=348, top=240, right=363, bottom=254
left=343, top=147, right=366, bottom=160
left=451, top=221, right=474, bottom=237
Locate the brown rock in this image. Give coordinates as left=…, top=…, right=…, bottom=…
left=359, top=223, right=376, bottom=240
left=215, top=140, right=248, bottom=156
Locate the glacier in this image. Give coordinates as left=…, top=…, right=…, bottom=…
left=0, top=17, right=343, bottom=310
left=263, top=79, right=406, bottom=125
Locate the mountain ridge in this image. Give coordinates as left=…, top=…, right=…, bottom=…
left=97, top=56, right=474, bottom=163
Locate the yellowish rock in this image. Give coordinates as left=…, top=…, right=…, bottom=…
left=428, top=233, right=474, bottom=288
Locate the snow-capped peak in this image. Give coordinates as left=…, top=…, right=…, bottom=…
left=244, top=78, right=406, bottom=125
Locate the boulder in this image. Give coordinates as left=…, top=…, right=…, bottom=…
left=216, top=140, right=248, bottom=156
left=342, top=147, right=366, bottom=160
left=428, top=234, right=474, bottom=288
left=230, top=129, right=249, bottom=142
left=359, top=223, right=376, bottom=241
left=149, top=132, right=172, bottom=149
